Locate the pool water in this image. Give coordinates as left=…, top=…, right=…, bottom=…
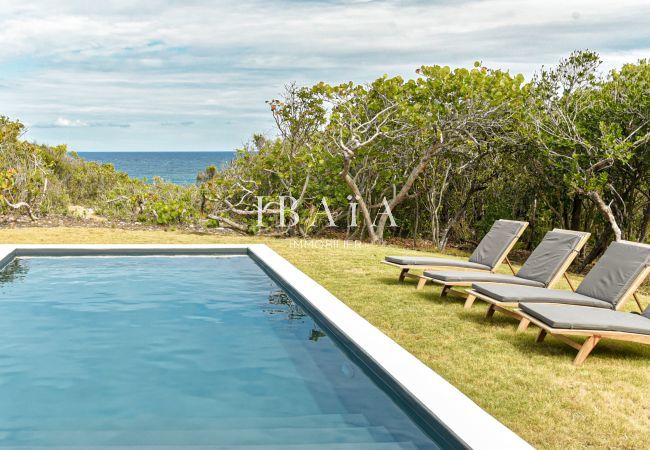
left=0, top=256, right=444, bottom=449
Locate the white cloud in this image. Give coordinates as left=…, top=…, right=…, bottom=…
left=161, top=121, right=194, bottom=127
left=0, top=0, right=648, bottom=150
left=54, top=117, right=87, bottom=127
left=32, top=117, right=130, bottom=128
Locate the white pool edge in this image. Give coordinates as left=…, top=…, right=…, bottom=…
left=0, top=243, right=533, bottom=450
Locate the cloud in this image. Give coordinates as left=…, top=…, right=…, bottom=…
left=32, top=117, right=130, bottom=128
left=1, top=0, right=648, bottom=150
left=161, top=121, right=194, bottom=127
left=90, top=121, right=130, bottom=128
left=55, top=117, right=86, bottom=127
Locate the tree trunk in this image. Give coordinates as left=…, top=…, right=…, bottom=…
left=637, top=193, right=650, bottom=242
left=560, top=191, right=569, bottom=229
left=438, top=204, right=468, bottom=251
left=578, top=227, right=611, bottom=272
left=570, top=194, right=582, bottom=230
left=4, top=199, right=37, bottom=221
left=586, top=190, right=622, bottom=241
left=375, top=145, right=441, bottom=240
left=412, top=200, right=419, bottom=248
left=207, top=214, right=248, bottom=232
left=438, top=182, right=489, bottom=251
left=527, top=198, right=537, bottom=251
left=341, top=158, right=380, bottom=243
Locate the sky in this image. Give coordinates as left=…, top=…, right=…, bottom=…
left=0, top=0, right=648, bottom=152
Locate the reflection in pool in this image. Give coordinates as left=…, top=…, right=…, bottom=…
left=0, top=255, right=447, bottom=449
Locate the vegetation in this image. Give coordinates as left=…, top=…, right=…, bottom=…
left=205, top=52, right=649, bottom=269
left=1, top=51, right=648, bottom=268
left=0, top=117, right=201, bottom=225
left=1, top=226, right=648, bottom=449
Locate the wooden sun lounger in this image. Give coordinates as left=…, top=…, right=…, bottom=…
left=428, top=229, right=590, bottom=299
left=464, top=241, right=650, bottom=331
left=517, top=305, right=650, bottom=365
left=380, top=259, right=516, bottom=289
left=467, top=271, right=649, bottom=332
left=382, top=219, right=527, bottom=290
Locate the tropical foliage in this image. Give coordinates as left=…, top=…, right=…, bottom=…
left=1, top=51, right=648, bottom=265
left=202, top=52, right=649, bottom=266
left=0, top=117, right=200, bottom=225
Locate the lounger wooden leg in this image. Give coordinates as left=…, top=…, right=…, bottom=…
left=398, top=268, right=409, bottom=282
left=504, top=257, right=516, bottom=275
left=633, top=292, right=644, bottom=312
left=464, top=294, right=476, bottom=309
left=485, top=304, right=495, bottom=320
left=416, top=276, right=428, bottom=290
left=573, top=336, right=601, bottom=365
left=441, top=285, right=450, bottom=298
left=563, top=273, right=576, bottom=292
left=516, top=318, right=530, bottom=333
left=535, top=329, right=547, bottom=343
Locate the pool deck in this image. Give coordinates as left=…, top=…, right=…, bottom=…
left=0, top=243, right=533, bottom=450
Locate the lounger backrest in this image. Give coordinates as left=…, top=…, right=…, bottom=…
left=576, top=241, right=650, bottom=308
left=468, top=220, right=527, bottom=269
left=515, top=229, right=589, bottom=286
left=644, top=306, right=650, bottom=319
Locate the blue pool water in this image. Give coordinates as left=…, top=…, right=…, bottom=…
left=0, top=256, right=448, bottom=449
left=77, top=151, right=236, bottom=184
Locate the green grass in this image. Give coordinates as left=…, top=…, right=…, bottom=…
left=1, top=227, right=649, bottom=449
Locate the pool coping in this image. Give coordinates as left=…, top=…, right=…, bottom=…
left=0, top=243, right=532, bottom=450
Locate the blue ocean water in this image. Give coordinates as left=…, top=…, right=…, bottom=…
left=0, top=256, right=444, bottom=449
left=77, top=151, right=236, bottom=185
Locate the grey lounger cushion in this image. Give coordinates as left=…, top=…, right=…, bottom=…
left=514, top=230, right=588, bottom=286
left=424, top=229, right=587, bottom=287
left=386, top=219, right=526, bottom=269
left=471, top=283, right=614, bottom=308
left=468, top=220, right=527, bottom=268
left=424, top=271, right=545, bottom=287
left=521, top=303, right=650, bottom=335
left=384, top=256, right=490, bottom=270
left=472, top=240, right=650, bottom=310
left=575, top=241, right=650, bottom=308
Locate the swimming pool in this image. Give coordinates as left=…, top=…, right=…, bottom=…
left=0, top=245, right=531, bottom=449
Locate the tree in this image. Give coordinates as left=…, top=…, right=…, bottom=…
left=315, top=63, right=526, bottom=243
left=313, top=77, right=409, bottom=243
left=528, top=51, right=649, bottom=241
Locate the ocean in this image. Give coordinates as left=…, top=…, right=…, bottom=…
left=77, top=151, right=236, bottom=185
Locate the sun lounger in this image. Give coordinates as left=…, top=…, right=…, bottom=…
left=382, top=219, right=528, bottom=289
left=465, top=240, right=650, bottom=330
left=518, top=303, right=650, bottom=365
left=423, top=229, right=590, bottom=299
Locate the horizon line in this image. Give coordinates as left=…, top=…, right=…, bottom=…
left=74, top=149, right=237, bottom=153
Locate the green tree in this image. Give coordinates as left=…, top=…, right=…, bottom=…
left=529, top=51, right=649, bottom=241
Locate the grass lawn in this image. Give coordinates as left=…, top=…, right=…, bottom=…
left=1, top=226, right=648, bottom=449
